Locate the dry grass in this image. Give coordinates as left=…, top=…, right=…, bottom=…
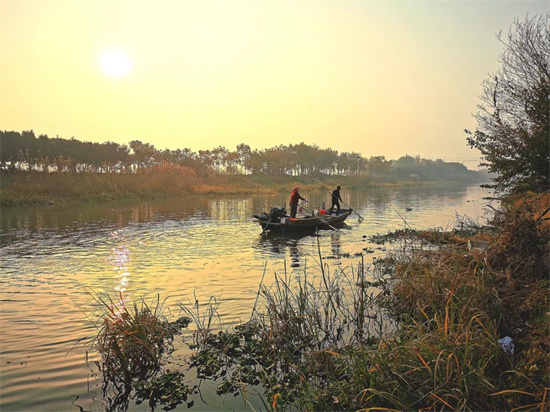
left=183, top=192, right=549, bottom=411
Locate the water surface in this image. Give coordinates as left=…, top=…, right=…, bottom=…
left=0, top=184, right=496, bottom=411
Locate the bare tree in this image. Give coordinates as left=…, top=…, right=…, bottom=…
left=467, top=14, right=549, bottom=193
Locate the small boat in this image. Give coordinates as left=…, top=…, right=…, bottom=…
left=253, top=206, right=353, bottom=233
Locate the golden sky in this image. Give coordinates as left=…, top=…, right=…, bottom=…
left=0, top=1, right=546, bottom=169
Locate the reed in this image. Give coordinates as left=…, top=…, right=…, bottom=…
left=0, top=165, right=201, bottom=205
left=1, top=168, right=465, bottom=206
left=183, top=248, right=384, bottom=410
left=88, top=292, right=195, bottom=411
left=349, top=194, right=549, bottom=411
left=183, top=193, right=549, bottom=411
left=85, top=192, right=548, bottom=411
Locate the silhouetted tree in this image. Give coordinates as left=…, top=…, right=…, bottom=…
left=236, top=143, right=252, bottom=174
left=466, top=14, right=550, bottom=193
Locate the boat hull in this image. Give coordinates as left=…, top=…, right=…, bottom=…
left=254, top=209, right=353, bottom=233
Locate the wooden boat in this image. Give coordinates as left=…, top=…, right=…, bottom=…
left=253, top=206, right=353, bottom=233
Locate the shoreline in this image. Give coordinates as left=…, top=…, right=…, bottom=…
left=0, top=171, right=487, bottom=207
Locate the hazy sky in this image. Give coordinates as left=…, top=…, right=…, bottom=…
left=1, top=1, right=546, bottom=169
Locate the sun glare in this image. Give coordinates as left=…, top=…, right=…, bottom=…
left=99, top=50, right=132, bottom=77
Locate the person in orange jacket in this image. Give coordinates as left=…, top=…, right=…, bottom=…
left=289, top=186, right=307, bottom=218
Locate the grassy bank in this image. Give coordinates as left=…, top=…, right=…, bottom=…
left=88, top=192, right=549, bottom=410
left=183, top=192, right=549, bottom=411
left=0, top=169, right=482, bottom=207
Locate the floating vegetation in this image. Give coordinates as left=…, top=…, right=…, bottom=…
left=88, top=293, right=196, bottom=411
left=184, top=252, right=385, bottom=411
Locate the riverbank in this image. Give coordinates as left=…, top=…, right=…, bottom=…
left=0, top=170, right=487, bottom=207
left=89, top=191, right=549, bottom=411
left=189, top=192, right=549, bottom=411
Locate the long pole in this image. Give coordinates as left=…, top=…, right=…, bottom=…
left=260, top=218, right=272, bottom=235
left=312, top=179, right=365, bottom=221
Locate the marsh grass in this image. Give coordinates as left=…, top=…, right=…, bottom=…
left=179, top=293, right=222, bottom=347
left=360, top=193, right=550, bottom=411
left=184, top=193, right=549, bottom=411
left=183, top=247, right=386, bottom=410
left=0, top=165, right=203, bottom=205
left=0, top=168, right=272, bottom=205
left=88, top=292, right=195, bottom=411
left=86, top=193, right=549, bottom=411
left=1, top=168, right=454, bottom=206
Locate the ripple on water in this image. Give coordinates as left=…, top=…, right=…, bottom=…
left=0, top=188, right=497, bottom=410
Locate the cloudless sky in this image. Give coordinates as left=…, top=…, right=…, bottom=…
left=1, top=1, right=546, bottom=169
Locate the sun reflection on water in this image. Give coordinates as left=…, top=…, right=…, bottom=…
left=108, top=231, right=131, bottom=297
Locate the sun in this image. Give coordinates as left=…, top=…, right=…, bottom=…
left=99, top=50, right=132, bottom=77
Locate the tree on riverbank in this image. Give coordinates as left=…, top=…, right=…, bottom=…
left=466, top=14, right=550, bottom=194
left=1, top=130, right=483, bottom=182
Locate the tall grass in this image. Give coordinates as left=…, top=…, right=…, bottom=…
left=86, top=192, right=549, bottom=411
left=185, top=193, right=549, bottom=411
left=0, top=163, right=203, bottom=205
left=1, top=168, right=459, bottom=206
left=88, top=292, right=195, bottom=411
left=184, top=248, right=387, bottom=410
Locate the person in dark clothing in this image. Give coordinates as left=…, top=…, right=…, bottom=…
left=329, top=185, right=342, bottom=215
left=289, top=186, right=307, bottom=218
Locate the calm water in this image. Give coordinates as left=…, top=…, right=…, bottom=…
left=0, top=184, right=496, bottom=411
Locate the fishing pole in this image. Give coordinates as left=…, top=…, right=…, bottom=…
left=312, top=179, right=365, bottom=221
left=260, top=220, right=271, bottom=235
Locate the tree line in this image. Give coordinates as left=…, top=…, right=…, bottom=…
left=0, top=130, right=480, bottom=182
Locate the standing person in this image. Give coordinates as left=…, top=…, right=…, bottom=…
left=329, top=185, right=342, bottom=215
left=289, top=186, right=307, bottom=218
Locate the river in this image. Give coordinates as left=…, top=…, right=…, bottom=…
left=0, top=183, right=496, bottom=411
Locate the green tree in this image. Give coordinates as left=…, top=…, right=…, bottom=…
left=129, top=140, right=158, bottom=169
left=236, top=143, right=251, bottom=174
left=466, top=14, right=549, bottom=194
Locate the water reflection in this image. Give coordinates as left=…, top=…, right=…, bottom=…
left=254, top=230, right=314, bottom=267
left=254, top=228, right=349, bottom=268
left=0, top=198, right=212, bottom=248
left=330, top=233, right=342, bottom=258
left=109, top=231, right=131, bottom=295
left=208, top=198, right=253, bottom=221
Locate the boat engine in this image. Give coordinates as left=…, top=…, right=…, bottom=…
left=268, top=206, right=287, bottom=222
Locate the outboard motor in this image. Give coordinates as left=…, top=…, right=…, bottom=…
left=268, top=206, right=287, bottom=222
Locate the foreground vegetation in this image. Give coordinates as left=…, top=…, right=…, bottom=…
left=89, top=191, right=549, bottom=411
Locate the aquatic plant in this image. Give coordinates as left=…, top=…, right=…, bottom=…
left=183, top=193, right=549, bottom=411
left=184, top=249, right=384, bottom=410
left=89, top=293, right=195, bottom=411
